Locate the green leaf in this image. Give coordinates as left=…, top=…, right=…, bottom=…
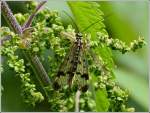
left=67, top=2, right=106, bottom=38
left=95, top=89, right=110, bottom=111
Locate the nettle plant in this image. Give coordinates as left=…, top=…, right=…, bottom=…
left=1, top=1, right=146, bottom=112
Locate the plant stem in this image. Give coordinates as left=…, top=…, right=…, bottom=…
left=1, top=1, right=52, bottom=98
left=1, top=1, right=47, bottom=44
left=75, top=90, right=81, bottom=112
left=1, top=1, right=22, bottom=34
left=22, top=1, right=47, bottom=30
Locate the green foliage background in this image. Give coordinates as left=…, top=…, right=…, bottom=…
left=99, top=1, right=148, bottom=111
left=1, top=0, right=148, bottom=112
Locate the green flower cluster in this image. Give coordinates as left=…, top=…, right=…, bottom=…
left=97, top=32, right=146, bottom=54
left=15, top=13, right=29, bottom=25
left=80, top=91, right=96, bottom=112
left=1, top=27, right=44, bottom=106
left=94, top=71, right=134, bottom=111
left=15, top=9, right=67, bottom=57
left=90, top=54, right=134, bottom=111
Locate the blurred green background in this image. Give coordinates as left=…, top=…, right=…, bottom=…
left=1, top=0, right=149, bottom=112
left=100, top=1, right=149, bottom=111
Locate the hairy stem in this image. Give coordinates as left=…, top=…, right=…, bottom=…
left=1, top=1, right=52, bottom=98
left=1, top=1, right=22, bottom=34
left=22, top=1, right=47, bottom=30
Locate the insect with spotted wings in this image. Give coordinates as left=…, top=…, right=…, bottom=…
left=52, top=32, right=90, bottom=92
left=52, top=14, right=108, bottom=93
